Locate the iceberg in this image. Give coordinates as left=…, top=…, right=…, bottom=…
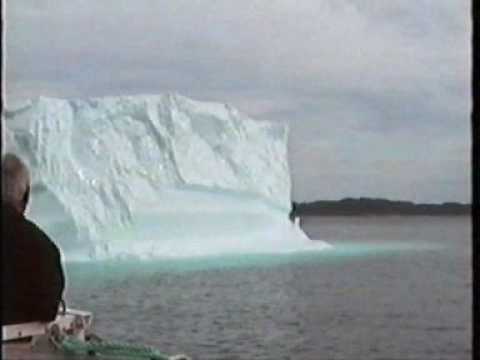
left=4, top=94, right=330, bottom=260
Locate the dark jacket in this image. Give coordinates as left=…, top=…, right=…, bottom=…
left=2, top=203, right=65, bottom=325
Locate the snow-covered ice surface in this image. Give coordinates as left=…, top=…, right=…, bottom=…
left=4, top=94, right=330, bottom=260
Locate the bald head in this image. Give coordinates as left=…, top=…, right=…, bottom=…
left=2, top=153, right=31, bottom=214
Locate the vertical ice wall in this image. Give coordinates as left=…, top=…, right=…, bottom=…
left=4, top=94, right=328, bottom=260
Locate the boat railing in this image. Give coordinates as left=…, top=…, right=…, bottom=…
left=2, top=308, right=93, bottom=343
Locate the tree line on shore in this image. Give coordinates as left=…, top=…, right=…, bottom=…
left=292, top=198, right=471, bottom=216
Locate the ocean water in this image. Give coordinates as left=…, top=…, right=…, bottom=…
left=65, top=216, right=471, bottom=360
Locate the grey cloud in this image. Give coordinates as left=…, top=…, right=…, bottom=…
left=5, top=0, right=471, bottom=202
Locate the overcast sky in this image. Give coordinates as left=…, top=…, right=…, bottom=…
left=5, top=0, right=471, bottom=203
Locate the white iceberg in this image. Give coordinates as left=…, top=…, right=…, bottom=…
left=4, top=94, right=330, bottom=260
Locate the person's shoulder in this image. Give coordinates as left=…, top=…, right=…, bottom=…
left=22, top=217, right=61, bottom=255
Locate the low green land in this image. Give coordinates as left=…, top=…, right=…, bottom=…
left=293, top=198, right=471, bottom=216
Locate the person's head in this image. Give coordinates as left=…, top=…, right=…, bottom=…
left=2, top=153, right=31, bottom=214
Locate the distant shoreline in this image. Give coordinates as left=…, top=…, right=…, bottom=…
left=293, top=198, right=471, bottom=216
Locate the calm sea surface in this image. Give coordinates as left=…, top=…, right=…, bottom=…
left=65, top=216, right=471, bottom=360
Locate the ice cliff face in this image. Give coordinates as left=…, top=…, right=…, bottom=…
left=4, top=94, right=328, bottom=260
